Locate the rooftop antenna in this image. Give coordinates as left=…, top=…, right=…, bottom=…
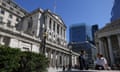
left=53, top=0, right=56, bottom=13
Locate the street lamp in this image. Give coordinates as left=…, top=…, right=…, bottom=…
left=68, top=43, right=72, bottom=70
left=40, top=24, right=48, bottom=55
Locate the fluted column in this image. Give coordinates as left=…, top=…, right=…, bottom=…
left=51, top=20, right=53, bottom=32
left=59, top=25, right=61, bottom=36
left=117, top=35, right=120, bottom=49
left=61, top=53, right=64, bottom=66
left=64, top=55, right=66, bottom=66
left=61, top=27, right=63, bottom=37
left=107, top=36, right=114, bottom=65
left=48, top=49, right=52, bottom=67
left=66, top=55, right=69, bottom=66
left=53, top=50, right=56, bottom=67
left=103, top=38, right=109, bottom=61
left=57, top=52, right=60, bottom=67
left=64, top=29, right=66, bottom=40
left=55, top=23, right=57, bottom=34
left=46, top=16, right=50, bottom=29
left=56, top=52, right=59, bottom=67
left=98, top=38, right=103, bottom=54
left=62, top=53, right=66, bottom=67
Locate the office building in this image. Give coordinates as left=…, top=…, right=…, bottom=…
left=111, top=0, right=120, bottom=22
left=69, top=23, right=96, bottom=67
left=69, top=23, right=92, bottom=42
left=91, top=24, right=99, bottom=44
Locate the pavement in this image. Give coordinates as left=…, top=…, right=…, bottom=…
left=48, top=67, right=120, bottom=72
left=58, top=69, right=120, bottom=72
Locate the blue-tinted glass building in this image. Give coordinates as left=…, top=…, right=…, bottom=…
left=69, top=23, right=96, bottom=65
left=69, top=23, right=92, bottom=42
left=91, top=24, right=99, bottom=44
left=111, top=0, right=120, bottom=22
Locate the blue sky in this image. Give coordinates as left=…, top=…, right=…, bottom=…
left=14, top=0, right=114, bottom=41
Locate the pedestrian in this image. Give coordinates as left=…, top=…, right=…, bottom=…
left=63, top=65, right=65, bottom=71
left=95, top=53, right=108, bottom=70
left=79, top=50, right=88, bottom=70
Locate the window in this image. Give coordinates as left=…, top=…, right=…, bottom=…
left=9, top=14, right=13, bottom=18
left=53, top=21, right=55, bottom=31
left=0, top=8, right=5, bottom=15
left=27, top=17, right=33, bottom=29
left=16, top=11, right=20, bottom=14
left=23, top=47, right=29, bottom=51
left=28, top=21, right=32, bottom=29
left=2, top=3, right=6, bottom=6
left=16, top=18, right=20, bottom=21
left=61, top=27, right=62, bottom=35
left=10, top=7, right=14, bottom=10
left=7, top=20, right=11, bottom=27
left=7, top=1, right=10, bottom=4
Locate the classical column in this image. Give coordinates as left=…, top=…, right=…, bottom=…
left=53, top=50, right=56, bottom=67
left=61, top=27, right=63, bottom=37
left=64, top=55, right=66, bottom=66
left=59, top=25, right=61, bottom=36
left=57, top=52, right=60, bottom=67
left=117, top=35, right=120, bottom=49
left=62, top=53, right=65, bottom=67
left=56, top=52, right=59, bottom=67
left=48, top=49, right=52, bottom=67
left=51, top=20, right=53, bottom=32
left=103, top=38, right=109, bottom=61
left=55, top=53, right=58, bottom=68
left=98, top=38, right=103, bottom=54
left=61, top=53, right=64, bottom=67
left=63, top=29, right=66, bottom=39
left=46, top=16, right=49, bottom=29
left=55, top=23, right=57, bottom=34
left=66, top=55, right=69, bottom=66
left=62, top=28, right=65, bottom=39
left=102, top=38, right=107, bottom=58
left=64, top=29, right=66, bottom=40
left=107, top=36, right=114, bottom=65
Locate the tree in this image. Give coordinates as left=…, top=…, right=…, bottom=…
left=18, top=52, right=49, bottom=72
left=0, top=45, right=49, bottom=72
left=0, top=45, right=21, bottom=72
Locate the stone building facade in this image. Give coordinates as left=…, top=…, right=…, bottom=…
left=0, top=0, right=79, bottom=71
left=95, top=19, right=120, bottom=65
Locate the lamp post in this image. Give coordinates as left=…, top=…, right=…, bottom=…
left=41, top=24, right=48, bottom=55
left=68, top=43, right=72, bottom=70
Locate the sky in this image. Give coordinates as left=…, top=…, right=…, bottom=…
left=14, top=0, right=114, bottom=42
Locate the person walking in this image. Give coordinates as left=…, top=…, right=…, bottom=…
left=79, top=50, right=88, bottom=70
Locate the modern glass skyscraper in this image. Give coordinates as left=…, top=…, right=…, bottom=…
left=69, top=23, right=96, bottom=65
left=111, top=0, right=120, bottom=22
left=69, top=23, right=92, bottom=42
left=91, top=24, right=99, bottom=44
